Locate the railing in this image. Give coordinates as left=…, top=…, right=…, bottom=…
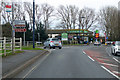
left=0, top=37, right=22, bottom=56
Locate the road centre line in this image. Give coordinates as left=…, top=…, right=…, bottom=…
left=101, top=66, right=120, bottom=79
left=113, top=57, right=120, bottom=64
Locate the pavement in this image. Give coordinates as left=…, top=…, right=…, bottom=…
left=2, top=49, right=49, bottom=79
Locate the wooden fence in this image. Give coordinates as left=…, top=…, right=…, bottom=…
left=0, top=37, right=22, bottom=56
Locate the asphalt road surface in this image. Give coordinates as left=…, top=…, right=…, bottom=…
left=15, top=45, right=119, bottom=79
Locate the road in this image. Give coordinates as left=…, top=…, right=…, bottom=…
left=15, top=45, right=119, bottom=79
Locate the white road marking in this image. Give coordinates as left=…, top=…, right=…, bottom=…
left=100, top=62, right=118, bottom=67
left=113, top=57, right=120, bottom=64
left=101, top=66, right=120, bottom=79
left=82, top=50, right=86, bottom=55
left=106, top=47, right=111, bottom=56
left=23, top=52, right=51, bottom=78
left=88, top=56, right=95, bottom=61
left=112, top=71, right=120, bottom=74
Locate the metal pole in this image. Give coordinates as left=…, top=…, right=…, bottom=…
left=79, top=24, right=80, bottom=44
left=12, top=2, right=15, bottom=53
left=24, top=32, right=25, bottom=46
left=33, top=0, right=35, bottom=48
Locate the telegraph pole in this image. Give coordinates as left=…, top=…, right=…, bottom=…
left=33, top=0, right=35, bottom=48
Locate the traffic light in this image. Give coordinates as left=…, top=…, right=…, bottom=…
left=95, top=33, right=99, bottom=38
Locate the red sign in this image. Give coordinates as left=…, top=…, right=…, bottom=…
left=15, top=29, right=26, bottom=32
left=14, top=25, right=26, bottom=27
left=6, top=5, right=11, bottom=8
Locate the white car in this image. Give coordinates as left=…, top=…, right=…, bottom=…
left=44, top=38, right=62, bottom=49
left=94, top=41, right=101, bottom=46
left=111, top=41, right=120, bottom=56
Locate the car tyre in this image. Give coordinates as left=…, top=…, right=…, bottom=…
left=49, top=44, right=52, bottom=49
left=59, top=47, right=62, bottom=49
left=44, top=46, right=46, bottom=49
left=53, top=47, right=55, bottom=49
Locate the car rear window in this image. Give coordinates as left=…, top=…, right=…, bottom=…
left=52, top=39, right=59, bottom=41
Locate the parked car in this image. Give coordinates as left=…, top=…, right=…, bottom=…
left=94, top=41, right=101, bottom=46
left=111, top=41, right=120, bottom=56
left=44, top=38, right=62, bottom=49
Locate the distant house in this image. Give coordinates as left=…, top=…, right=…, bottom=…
left=1, top=22, right=12, bottom=37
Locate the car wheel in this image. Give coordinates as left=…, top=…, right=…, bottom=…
left=59, top=47, right=62, bottom=49
left=53, top=47, right=55, bottom=49
left=44, top=46, right=46, bottom=49
left=114, top=49, right=117, bottom=56
left=49, top=44, right=52, bottom=49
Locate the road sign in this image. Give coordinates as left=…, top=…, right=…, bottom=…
left=13, top=20, right=26, bottom=27
left=106, top=37, right=108, bottom=40
left=6, top=5, right=12, bottom=12
left=15, top=29, right=26, bottom=32
left=61, top=33, right=68, bottom=41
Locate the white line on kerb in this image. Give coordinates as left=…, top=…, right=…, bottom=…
left=101, top=66, right=120, bottom=79
left=88, top=56, right=95, bottom=61
left=113, top=57, right=120, bottom=64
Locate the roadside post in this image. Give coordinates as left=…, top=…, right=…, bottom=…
left=6, top=3, right=15, bottom=54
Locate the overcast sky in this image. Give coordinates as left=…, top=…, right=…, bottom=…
left=2, top=0, right=120, bottom=36
left=4, top=0, right=120, bottom=11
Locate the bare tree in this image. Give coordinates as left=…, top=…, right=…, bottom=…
left=78, top=7, right=97, bottom=30
left=57, top=5, right=78, bottom=29
left=98, top=6, right=118, bottom=40
left=41, top=3, right=54, bottom=32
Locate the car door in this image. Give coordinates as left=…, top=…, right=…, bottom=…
left=46, top=39, right=50, bottom=47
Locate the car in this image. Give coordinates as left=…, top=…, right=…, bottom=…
left=105, top=41, right=111, bottom=45
left=44, top=38, right=62, bottom=49
left=94, top=41, right=101, bottom=46
left=111, top=41, right=120, bottom=56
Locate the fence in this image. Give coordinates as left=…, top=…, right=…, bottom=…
left=0, top=37, right=22, bottom=56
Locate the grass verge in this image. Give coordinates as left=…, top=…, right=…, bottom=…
left=2, top=50, right=24, bottom=57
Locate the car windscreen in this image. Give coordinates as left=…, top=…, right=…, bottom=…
left=52, top=39, right=59, bottom=41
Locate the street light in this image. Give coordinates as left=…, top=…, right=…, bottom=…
left=33, top=0, right=35, bottom=48
left=78, top=17, right=85, bottom=44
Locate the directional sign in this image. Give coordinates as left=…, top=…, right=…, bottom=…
left=15, top=29, right=26, bottom=32
left=13, top=20, right=26, bottom=27
left=6, top=5, right=12, bottom=12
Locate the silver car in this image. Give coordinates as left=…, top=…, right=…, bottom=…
left=111, top=41, right=120, bottom=56
left=44, top=38, right=62, bottom=49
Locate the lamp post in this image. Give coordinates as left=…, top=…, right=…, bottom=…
left=78, top=17, right=85, bottom=44
left=33, top=0, right=35, bottom=48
